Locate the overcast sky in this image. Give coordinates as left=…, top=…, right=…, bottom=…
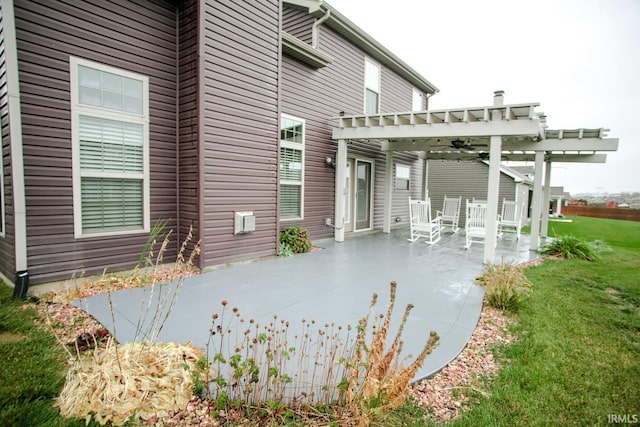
left=327, top=0, right=640, bottom=195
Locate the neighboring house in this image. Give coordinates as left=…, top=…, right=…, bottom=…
left=427, top=161, right=532, bottom=227
left=0, top=0, right=437, bottom=286
left=548, top=186, right=570, bottom=216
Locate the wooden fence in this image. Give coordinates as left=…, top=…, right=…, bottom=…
left=562, top=206, right=640, bottom=222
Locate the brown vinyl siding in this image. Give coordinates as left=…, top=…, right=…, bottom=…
left=281, top=16, right=427, bottom=238
left=0, top=2, right=15, bottom=281
left=177, top=0, right=201, bottom=267
left=381, top=67, right=415, bottom=113
left=15, top=0, right=178, bottom=284
left=373, top=158, right=425, bottom=228
left=200, top=0, right=280, bottom=267
left=282, top=6, right=314, bottom=44
left=427, top=160, right=518, bottom=228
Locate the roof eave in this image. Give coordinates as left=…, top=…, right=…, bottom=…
left=282, top=31, right=333, bottom=68
left=284, top=0, right=439, bottom=94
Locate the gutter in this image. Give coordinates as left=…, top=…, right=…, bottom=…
left=315, top=1, right=439, bottom=95
left=283, top=0, right=438, bottom=94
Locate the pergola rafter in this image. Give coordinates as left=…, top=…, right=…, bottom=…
left=330, top=91, right=620, bottom=263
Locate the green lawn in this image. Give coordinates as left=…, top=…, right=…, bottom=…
left=448, top=216, right=640, bottom=425
left=546, top=215, right=640, bottom=250
left=0, top=289, right=89, bottom=426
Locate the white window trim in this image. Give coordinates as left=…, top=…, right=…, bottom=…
left=395, top=164, right=410, bottom=191
left=364, top=57, right=381, bottom=114
left=280, top=113, right=305, bottom=221
left=70, top=57, right=150, bottom=238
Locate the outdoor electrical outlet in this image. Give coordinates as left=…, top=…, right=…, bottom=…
left=325, top=218, right=332, bottom=226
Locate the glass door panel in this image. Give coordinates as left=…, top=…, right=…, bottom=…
left=355, top=159, right=372, bottom=231
left=344, top=161, right=352, bottom=232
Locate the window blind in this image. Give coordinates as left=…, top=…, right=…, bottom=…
left=81, top=178, right=143, bottom=232
left=280, top=184, right=301, bottom=218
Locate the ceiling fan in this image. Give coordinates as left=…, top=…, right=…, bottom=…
left=448, top=138, right=487, bottom=150
left=450, top=138, right=471, bottom=149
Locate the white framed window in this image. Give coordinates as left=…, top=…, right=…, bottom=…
left=280, top=115, right=305, bottom=220
left=395, top=164, right=410, bottom=191
left=412, top=88, right=423, bottom=111
left=70, top=57, right=150, bottom=238
left=364, top=58, right=380, bottom=114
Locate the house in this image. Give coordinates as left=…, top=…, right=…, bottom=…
left=548, top=186, right=570, bottom=216
left=0, top=0, right=438, bottom=286
left=427, top=161, right=532, bottom=228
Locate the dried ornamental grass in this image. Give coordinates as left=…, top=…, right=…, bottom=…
left=475, top=261, right=532, bottom=311
left=346, top=281, right=440, bottom=426
left=55, top=340, right=206, bottom=426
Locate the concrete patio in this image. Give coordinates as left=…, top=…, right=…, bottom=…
left=76, top=228, right=536, bottom=383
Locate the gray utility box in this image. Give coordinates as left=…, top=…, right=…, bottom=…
left=234, top=211, right=256, bottom=235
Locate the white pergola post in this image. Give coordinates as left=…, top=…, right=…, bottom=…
left=541, top=158, right=552, bottom=237
left=334, top=139, right=347, bottom=242
left=529, top=151, right=545, bottom=250
left=383, top=150, right=394, bottom=233
left=484, top=135, right=502, bottom=264
left=556, top=196, right=563, bottom=216
left=422, top=158, right=429, bottom=199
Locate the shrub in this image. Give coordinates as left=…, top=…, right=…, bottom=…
left=279, top=226, right=311, bottom=254
left=538, top=235, right=602, bottom=261
left=278, top=241, right=294, bottom=257
left=476, top=262, right=532, bottom=311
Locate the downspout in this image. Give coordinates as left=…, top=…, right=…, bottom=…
left=2, top=0, right=28, bottom=278
left=425, top=92, right=434, bottom=110
left=311, top=8, right=330, bottom=48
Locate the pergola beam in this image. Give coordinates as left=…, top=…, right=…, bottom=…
left=420, top=153, right=607, bottom=163
left=335, top=119, right=542, bottom=141
left=379, top=139, right=617, bottom=153
left=502, top=138, right=619, bottom=151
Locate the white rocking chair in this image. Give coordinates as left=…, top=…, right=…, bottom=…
left=464, top=200, right=488, bottom=249
left=437, top=195, right=462, bottom=233
left=498, top=199, right=523, bottom=239
left=408, top=198, right=442, bottom=244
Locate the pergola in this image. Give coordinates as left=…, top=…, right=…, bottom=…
left=331, top=91, right=619, bottom=263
